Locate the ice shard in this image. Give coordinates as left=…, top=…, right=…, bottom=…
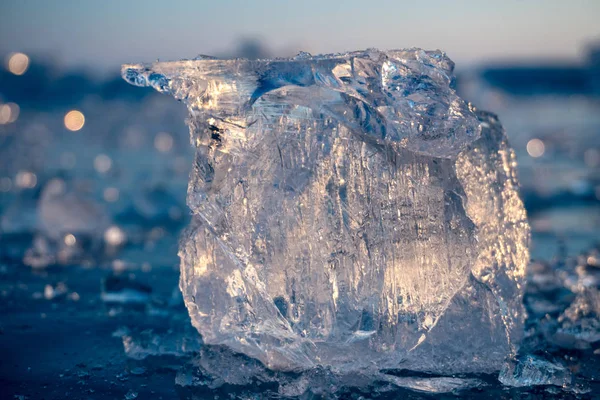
left=122, top=49, right=530, bottom=375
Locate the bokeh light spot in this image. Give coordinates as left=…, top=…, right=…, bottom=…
left=64, top=110, right=85, bottom=131
left=104, top=225, right=126, bottom=246
left=6, top=52, right=29, bottom=75
left=154, top=132, right=173, bottom=153
left=64, top=234, right=76, bottom=246
left=94, top=154, right=112, bottom=174
left=103, top=187, right=120, bottom=202
left=584, top=149, right=599, bottom=168
left=0, top=103, right=20, bottom=124
left=526, top=138, right=545, bottom=158
left=15, top=171, right=37, bottom=188
left=0, top=177, right=12, bottom=192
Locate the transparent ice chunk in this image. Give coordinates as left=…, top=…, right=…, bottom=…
left=499, top=355, right=572, bottom=388
left=122, top=49, right=530, bottom=376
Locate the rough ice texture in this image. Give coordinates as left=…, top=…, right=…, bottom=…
left=122, top=49, right=530, bottom=375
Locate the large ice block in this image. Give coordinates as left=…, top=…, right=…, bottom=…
left=122, top=49, right=530, bottom=375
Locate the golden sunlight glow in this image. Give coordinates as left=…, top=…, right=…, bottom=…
left=64, top=110, right=85, bottom=131
left=7, top=52, right=30, bottom=75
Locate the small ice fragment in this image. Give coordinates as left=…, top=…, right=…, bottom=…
left=124, top=389, right=138, bottom=400
left=499, top=355, right=572, bottom=387
left=381, top=374, right=483, bottom=393
left=101, top=275, right=151, bottom=305
left=294, top=51, right=313, bottom=59
left=115, top=325, right=201, bottom=360
left=130, top=367, right=146, bottom=376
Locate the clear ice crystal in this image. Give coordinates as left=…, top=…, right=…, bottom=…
left=122, top=48, right=530, bottom=376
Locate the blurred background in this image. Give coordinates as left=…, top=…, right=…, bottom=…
left=1, top=1, right=600, bottom=398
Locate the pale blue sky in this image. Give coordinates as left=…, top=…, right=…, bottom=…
left=1, top=0, right=599, bottom=71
